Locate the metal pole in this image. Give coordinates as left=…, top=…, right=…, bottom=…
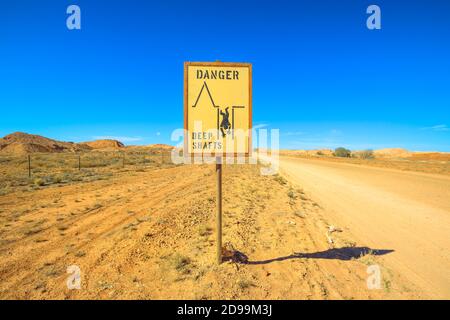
left=28, top=154, right=31, bottom=178
left=122, top=153, right=125, bottom=168
left=216, top=158, right=222, bottom=264
left=78, top=155, right=81, bottom=171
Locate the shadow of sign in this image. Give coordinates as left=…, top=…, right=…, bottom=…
left=238, top=247, right=394, bottom=265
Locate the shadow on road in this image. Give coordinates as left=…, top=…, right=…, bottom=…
left=246, top=247, right=394, bottom=265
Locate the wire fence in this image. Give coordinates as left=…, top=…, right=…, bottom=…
left=0, top=151, right=176, bottom=194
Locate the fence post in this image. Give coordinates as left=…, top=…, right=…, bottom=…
left=78, top=154, right=81, bottom=171
left=28, top=154, right=31, bottom=178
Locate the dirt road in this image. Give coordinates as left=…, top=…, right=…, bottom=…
left=279, top=157, right=450, bottom=299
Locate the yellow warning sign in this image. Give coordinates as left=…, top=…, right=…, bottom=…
left=184, top=62, right=252, bottom=157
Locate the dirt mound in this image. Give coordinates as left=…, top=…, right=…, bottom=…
left=0, top=142, right=53, bottom=155
left=410, top=152, right=450, bottom=161
left=148, top=144, right=174, bottom=150
left=0, top=132, right=90, bottom=155
left=81, top=139, right=124, bottom=150
left=314, top=149, right=334, bottom=156
left=281, top=149, right=334, bottom=157
left=374, top=148, right=411, bottom=158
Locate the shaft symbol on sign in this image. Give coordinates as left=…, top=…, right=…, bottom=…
left=192, top=81, right=245, bottom=138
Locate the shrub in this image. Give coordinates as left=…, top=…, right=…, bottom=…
left=34, top=178, right=45, bottom=186
left=274, top=174, right=287, bottom=185
left=170, top=254, right=191, bottom=273
left=356, top=149, right=374, bottom=159
left=237, top=279, right=253, bottom=289
left=287, top=189, right=296, bottom=199
left=0, top=187, right=10, bottom=196
left=198, top=225, right=212, bottom=237
left=334, top=147, right=351, bottom=158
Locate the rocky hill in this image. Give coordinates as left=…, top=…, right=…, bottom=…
left=80, top=139, right=125, bottom=150
left=0, top=132, right=124, bottom=155
left=0, top=132, right=91, bottom=155
left=373, top=148, right=411, bottom=158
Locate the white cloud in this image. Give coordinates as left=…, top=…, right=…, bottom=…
left=421, top=124, right=449, bottom=132
left=283, top=128, right=345, bottom=149
left=253, top=123, right=268, bottom=130
left=282, top=131, right=305, bottom=136
left=93, top=136, right=143, bottom=143
left=330, top=129, right=342, bottom=135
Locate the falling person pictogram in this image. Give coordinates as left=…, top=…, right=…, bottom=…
left=219, top=107, right=231, bottom=137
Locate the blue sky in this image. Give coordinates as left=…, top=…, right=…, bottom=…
left=1, top=0, right=449, bottom=151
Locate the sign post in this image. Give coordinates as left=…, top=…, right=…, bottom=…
left=184, top=61, right=252, bottom=264
left=216, top=158, right=222, bottom=264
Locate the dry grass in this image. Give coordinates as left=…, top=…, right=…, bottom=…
left=283, top=154, right=450, bottom=175
left=0, top=151, right=176, bottom=196
left=0, top=156, right=417, bottom=300
left=170, top=254, right=192, bottom=273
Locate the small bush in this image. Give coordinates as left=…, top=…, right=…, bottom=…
left=274, top=174, right=287, bottom=185
left=34, top=178, right=45, bottom=186
left=75, top=251, right=86, bottom=257
left=237, top=279, right=253, bottom=289
left=287, top=190, right=296, bottom=199
left=92, top=203, right=103, bottom=210
left=355, top=149, right=374, bottom=159
left=170, top=254, right=191, bottom=274
left=24, top=227, right=43, bottom=236
left=0, top=187, right=10, bottom=196
left=334, top=147, right=351, bottom=158
left=198, top=225, right=212, bottom=237
left=53, top=175, right=63, bottom=184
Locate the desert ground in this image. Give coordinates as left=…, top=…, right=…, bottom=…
left=0, top=133, right=448, bottom=299
left=2, top=149, right=447, bottom=299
